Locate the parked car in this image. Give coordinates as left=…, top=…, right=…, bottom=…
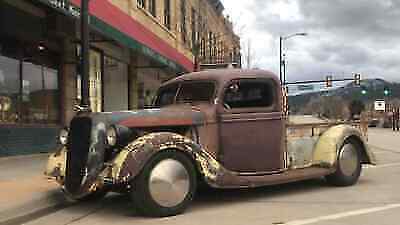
left=46, top=69, right=376, bottom=217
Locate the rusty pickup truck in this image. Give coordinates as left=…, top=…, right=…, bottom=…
left=45, top=69, right=376, bottom=217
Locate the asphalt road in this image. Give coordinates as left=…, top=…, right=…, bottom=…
left=2, top=128, right=400, bottom=225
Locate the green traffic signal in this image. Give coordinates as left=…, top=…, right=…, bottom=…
left=384, top=87, right=390, bottom=96
left=384, top=90, right=389, bottom=96
left=361, top=89, right=367, bottom=95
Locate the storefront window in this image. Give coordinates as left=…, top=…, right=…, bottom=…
left=21, top=62, right=59, bottom=124
left=0, top=55, right=19, bottom=123
left=0, top=40, right=60, bottom=125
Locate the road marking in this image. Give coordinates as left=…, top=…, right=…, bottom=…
left=364, top=162, right=400, bottom=169
left=368, top=145, right=400, bottom=154
left=284, top=204, right=400, bottom=225
left=371, top=162, right=400, bottom=169
left=373, top=151, right=391, bottom=155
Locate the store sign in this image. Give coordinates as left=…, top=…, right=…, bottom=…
left=45, top=0, right=81, bottom=17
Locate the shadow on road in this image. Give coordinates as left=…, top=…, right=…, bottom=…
left=70, top=178, right=332, bottom=219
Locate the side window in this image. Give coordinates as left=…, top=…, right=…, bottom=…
left=155, top=84, right=179, bottom=107
left=223, top=80, right=276, bottom=109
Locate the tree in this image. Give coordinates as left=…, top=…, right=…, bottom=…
left=349, top=100, right=365, bottom=120
left=300, top=96, right=348, bottom=120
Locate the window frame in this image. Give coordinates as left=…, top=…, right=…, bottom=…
left=220, top=78, right=279, bottom=113
left=148, top=0, right=156, bottom=17
left=181, top=0, right=187, bottom=43
left=137, top=0, right=146, bottom=9
left=155, top=80, right=218, bottom=107
left=0, top=39, right=61, bottom=126
left=191, top=7, right=197, bottom=51
left=163, top=0, right=171, bottom=29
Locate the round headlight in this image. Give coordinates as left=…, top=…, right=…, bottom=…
left=106, top=126, right=118, bottom=147
left=59, top=128, right=69, bottom=145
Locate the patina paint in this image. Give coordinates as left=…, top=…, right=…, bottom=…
left=45, top=147, right=67, bottom=184
left=101, top=107, right=205, bottom=128
left=312, top=125, right=376, bottom=167
left=109, top=132, right=224, bottom=186
left=44, top=69, right=376, bottom=196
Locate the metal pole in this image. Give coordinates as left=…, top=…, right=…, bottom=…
left=80, top=0, right=90, bottom=108
left=279, top=36, right=282, bottom=84
left=283, top=54, right=286, bottom=85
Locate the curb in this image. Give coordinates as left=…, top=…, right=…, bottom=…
left=0, top=153, right=50, bottom=162
left=0, top=190, right=70, bottom=225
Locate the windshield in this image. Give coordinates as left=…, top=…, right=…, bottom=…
left=155, top=81, right=216, bottom=107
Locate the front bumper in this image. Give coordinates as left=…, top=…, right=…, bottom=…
left=45, top=147, right=126, bottom=194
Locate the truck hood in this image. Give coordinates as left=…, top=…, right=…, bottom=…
left=63, top=106, right=206, bottom=197
left=102, top=106, right=206, bottom=128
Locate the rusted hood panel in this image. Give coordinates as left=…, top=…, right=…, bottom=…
left=98, top=106, right=206, bottom=128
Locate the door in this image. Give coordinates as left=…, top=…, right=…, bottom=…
left=218, top=78, right=284, bottom=173
left=103, top=56, right=128, bottom=111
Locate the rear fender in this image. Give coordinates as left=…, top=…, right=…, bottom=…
left=312, top=125, right=376, bottom=168
left=110, top=132, right=222, bottom=185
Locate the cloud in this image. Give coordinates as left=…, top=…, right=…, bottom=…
left=221, top=0, right=400, bottom=82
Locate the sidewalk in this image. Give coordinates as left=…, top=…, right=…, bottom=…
left=0, top=154, right=66, bottom=223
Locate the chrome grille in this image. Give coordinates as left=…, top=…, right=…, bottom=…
left=65, top=117, right=92, bottom=194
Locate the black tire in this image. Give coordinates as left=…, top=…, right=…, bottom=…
left=130, top=150, right=197, bottom=217
left=326, top=141, right=362, bottom=186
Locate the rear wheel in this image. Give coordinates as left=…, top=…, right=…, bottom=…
left=326, top=141, right=362, bottom=186
left=130, top=150, right=197, bottom=217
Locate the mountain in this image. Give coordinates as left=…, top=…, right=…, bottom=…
left=288, top=79, right=400, bottom=113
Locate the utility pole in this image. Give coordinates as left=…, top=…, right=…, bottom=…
left=279, top=36, right=282, bottom=84
left=279, top=33, right=307, bottom=85
left=247, top=39, right=251, bottom=69
left=80, top=0, right=90, bottom=110
left=283, top=53, right=286, bottom=85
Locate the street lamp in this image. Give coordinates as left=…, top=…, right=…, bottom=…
left=279, top=32, right=307, bottom=85
left=80, top=0, right=90, bottom=110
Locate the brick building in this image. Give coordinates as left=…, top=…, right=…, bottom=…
left=0, top=0, right=241, bottom=156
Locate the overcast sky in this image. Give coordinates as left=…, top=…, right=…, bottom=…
left=221, top=0, right=400, bottom=83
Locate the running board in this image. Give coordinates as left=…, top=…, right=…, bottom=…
left=215, top=167, right=334, bottom=189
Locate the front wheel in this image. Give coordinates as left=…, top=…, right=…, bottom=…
left=326, top=141, right=362, bottom=186
left=130, top=150, right=197, bottom=217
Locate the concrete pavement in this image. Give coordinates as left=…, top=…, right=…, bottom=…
left=1, top=128, right=400, bottom=225
left=0, top=154, right=68, bottom=224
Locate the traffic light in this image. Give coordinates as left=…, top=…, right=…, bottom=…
left=384, top=87, right=390, bottom=96
left=354, top=73, right=361, bottom=86
left=325, top=75, right=333, bottom=88
left=361, top=87, right=367, bottom=95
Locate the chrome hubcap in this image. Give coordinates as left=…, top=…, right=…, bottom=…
left=148, top=159, right=190, bottom=207
left=339, top=144, right=359, bottom=176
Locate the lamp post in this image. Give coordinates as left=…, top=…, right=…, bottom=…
left=279, top=32, right=307, bottom=85
left=80, top=0, right=90, bottom=110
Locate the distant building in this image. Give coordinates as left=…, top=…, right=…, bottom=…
left=0, top=0, right=241, bottom=156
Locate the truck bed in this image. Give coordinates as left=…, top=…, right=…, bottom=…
left=288, top=115, right=328, bottom=125
left=287, top=115, right=360, bottom=138
left=285, top=115, right=363, bottom=169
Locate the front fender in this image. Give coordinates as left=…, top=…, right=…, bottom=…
left=109, top=132, right=222, bottom=185
left=44, top=146, right=67, bottom=184
left=312, top=125, right=376, bottom=168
